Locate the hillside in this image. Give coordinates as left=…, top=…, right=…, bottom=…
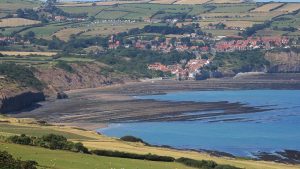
left=0, top=117, right=299, bottom=169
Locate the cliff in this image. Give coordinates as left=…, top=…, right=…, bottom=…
left=0, top=61, right=132, bottom=113
left=34, top=62, right=133, bottom=93
left=265, top=51, right=300, bottom=73
left=0, top=91, right=45, bottom=113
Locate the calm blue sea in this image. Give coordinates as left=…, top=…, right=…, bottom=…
left=99, top=90, right=300, bottom=157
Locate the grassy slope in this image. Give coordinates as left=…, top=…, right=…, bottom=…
left=0, top=143, right=193, bottom=169
left=0, top=117, right=299, bottom=169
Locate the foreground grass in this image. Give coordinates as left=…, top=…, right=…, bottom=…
left=0, top=143, right=193, bottom=169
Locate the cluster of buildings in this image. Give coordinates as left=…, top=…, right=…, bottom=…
left=0, top=37, right=15, bottom=44
left=148, top=59, right=210, bottom=80
left=215, top=36, right=290, bottom=52
left=0, top=37, right=30, bottom=46
left=53, top=15, right=87, bottom=22
left=108, top=34, right=210, bottom=54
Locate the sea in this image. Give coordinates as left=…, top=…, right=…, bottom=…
left=98, top=90, right=300, bottom=157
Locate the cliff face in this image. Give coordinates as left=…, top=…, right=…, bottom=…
left=0, top=91, right=45, bottom=113
left=0, top=62, right=132, bottom=113
left=35, top=62, right=132, bottom=93
left=265, top=52, right=300, bottom=73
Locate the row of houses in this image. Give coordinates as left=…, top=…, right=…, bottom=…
left=215, top=36, right=290, bottom=52
left=0, top=37, right=30, bottom=45
left=148, top=59, right=210, bottom=80
left=108, top=35, right=210, bottom=53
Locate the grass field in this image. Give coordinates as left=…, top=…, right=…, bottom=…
left=0, top=18, right=40, bottom=27
left=0, top=143, right=193, bottom=169
left=0, top=123, right=92, bottom=140
left=149, top=0, right=177, bottom=4
left=274, top=3, right=300, bottom=12
left=53, top=28, right=85, bottom=41
left=0, top=0, right=40, bottom=19
left=202, top=29, right=241, bottom=36
left=81, top=22, right=148, bottom=37
left=174, top=0, right=210, bottom=5
left=0, top=51, right=57, bottom=56
left=251, top=3, right=284, bottom=12
left=211, top=3, right=256, bottom=13
left=210, top=0, right=241, bottom=3
left=200, top=20, right=259, bottom=29
left=199, top=11, right=284, bottom=22
left=255, top=29, right=288, bottom=37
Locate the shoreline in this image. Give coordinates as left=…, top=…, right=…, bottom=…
left=7, top=76, right=300, bottom=166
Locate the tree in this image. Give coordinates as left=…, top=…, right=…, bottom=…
left=46, top=0, right=57, bottom=7
left=23, top=31, right=35, bottom=42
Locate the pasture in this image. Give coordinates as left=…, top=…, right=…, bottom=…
left=0, top=51, right=57, bottom=56
left=199, top=11, right=285, bottom=22
left=0, top=0, right=40, bottom=19
left=53, top=28, right=85, bottom=41
left=210, top=0, right=241, bottom=3
left=0, top=143, right=193, bottom=169
left=0, top=123, right=92, bottom=140
left=149, top=0, right=177, bottom=4
left=251, top=3, right=284, bottom=12
left=211, top=3, right=256, bottom=13
left=200, top=20, right=260, bottom=29
left=0, top=18, right=40, bottom=27
left=81, top=22, right=148, bottom=37
left=274, top=3, right=300, bottom=12
left=174, top=0, right=210, bottom=5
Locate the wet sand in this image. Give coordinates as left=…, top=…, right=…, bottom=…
left=12, top=75, right=300, bottom=129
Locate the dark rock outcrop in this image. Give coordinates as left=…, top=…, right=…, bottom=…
left=57, top=92, right=68, bottom=99
left=0, top=92, right=45, bottom=113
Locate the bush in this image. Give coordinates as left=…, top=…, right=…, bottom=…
left=176, top=157, right=241, bottom=169
left=0, top=63, right=43, bottom=89
left=120, top=136, right=146, bottom=144
left=0, top=151, right=38, bottom=169
left=55, top=61, right=74, bottom=73
left=6, top=134, right=89, bottom=154
left=7, top=134, right=32, bottom=145
left=91, top=150, right=175, bottom=162
left=39, top=134, right=68, bottom=150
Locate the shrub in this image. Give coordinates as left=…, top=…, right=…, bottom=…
left=120, top=136, right=146, bottom=144
left=91, top=150, right=175, bottom=162
left=176, top=157, right=241, bottom=169
left=39, top=134, right=68, bottom=150
left=7, top=134, right=32, bottom=145
left=7, top=134, right=89, bottom=154
left=0, top=63, right=43, bottom=90
left=0, top=151, right=38, bottom=169
left=55, top=61, right=74, bottom=73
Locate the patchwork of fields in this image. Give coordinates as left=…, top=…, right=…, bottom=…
left=0, top=0, right=299, bottom=43
left=0, top=18, right=40, bottom=27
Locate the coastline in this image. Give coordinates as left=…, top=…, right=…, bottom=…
left=7, top=76, right=300, bottom=166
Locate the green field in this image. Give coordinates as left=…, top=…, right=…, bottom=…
left=210, top=3, right=256, bottom=13
left=0, top=0, right=40, bottom=19
left=0, top=124, right=93, bottom=140
left=0, top=143, right=193, bottom=169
